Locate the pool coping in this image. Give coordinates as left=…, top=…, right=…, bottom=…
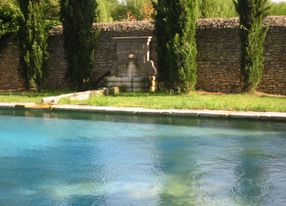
left=0, top=102, right=286, bottom=121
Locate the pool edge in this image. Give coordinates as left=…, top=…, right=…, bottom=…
left=0, top=103, right=285, bottom=122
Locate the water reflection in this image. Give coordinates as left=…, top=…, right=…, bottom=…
left=0, top=111, right=286, bottom=205
left=232, top=137, right=271, bottom=205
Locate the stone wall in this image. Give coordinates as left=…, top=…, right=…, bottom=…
left=0, top=17, right=285, bottom=94
left=196, top=17, right=286, bottom=94
left=0, top=40, right=24, bottom=90
left=46, top=35, right=69, bottom=89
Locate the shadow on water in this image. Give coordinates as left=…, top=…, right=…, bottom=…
left=156, top=137, right=205, bottom=205
left=231, top=138, right=270, bottom=205
left=1, top=108, right=286, bottom=130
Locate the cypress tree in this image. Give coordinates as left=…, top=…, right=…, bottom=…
left=234, top=0, right=270, bottom=92
left=18, top=0, right=48, bottom=90
left=154, top=0, right=168, bottom=84
left=155, top=0, right=198, bottom=92
left=60, top=0, right=96, bottom=90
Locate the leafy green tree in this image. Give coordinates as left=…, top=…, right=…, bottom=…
left=18, top=0, right=49, bottom=90
left=44, top=0, right=61, bottom=28
left=234, top=0, right=270, bottom=92
left=270, top=2, right=286, bottom=15
left=45, top=0, right=60, bottom=20
left=0, top=0, right=21, bottom=43
left=60, top=0, right=96, bottom=90
left=111, top=0, right=153, bottom=21
left=200, top=0, right=237, bottom=18
left=155, top=0, right=198, bottom=92
left=96, top=0, right=113, bottom=22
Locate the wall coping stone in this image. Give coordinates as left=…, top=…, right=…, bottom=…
left=48, top=16, right=286, bottom=36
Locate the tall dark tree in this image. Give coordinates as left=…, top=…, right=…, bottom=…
left=60, top=0, right=96, bottom=90
left=234, top=0, right=270, bottom=92
left=154, top=0, right=198, bottom=92
left=154, top=0, right=168, bottom=83
left=18, top=0, right=48, bottom=90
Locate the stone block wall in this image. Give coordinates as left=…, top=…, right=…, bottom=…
left=196, top=17, right=286, bottom=94
left=0, top=17, right=285, bottom=94
left=0, top=40, right=24, bottom=90
left=196, top=26, right=242, bottom=93
left=46, top=35, right=69, bottom=89
left=259, top=24, right=286, bottom=94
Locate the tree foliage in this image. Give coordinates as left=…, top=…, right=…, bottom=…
left=45, top=0, right=60, bottom=20
left=155, top=0, right=198, bottom=92
left=234, top=0, right=270, bottom=92
left=0, top=0, right=21, bottom=43
left=95, top=0, right=113, bottom=22
left=111, top=0, right=154, bottom=21
left=270, top=2, right=286, bottom=16
left=199, top=0, right=237, bottom=18
left=18, top=0, right=48, bottom=90
left=60, top=0, right=96, bottom=90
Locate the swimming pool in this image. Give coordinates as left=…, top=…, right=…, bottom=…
left=0, top=110, right=285, bottom=205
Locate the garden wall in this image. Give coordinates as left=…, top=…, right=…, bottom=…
left=0, top=16, right=286, bottom=94
left=0, top=40, right=24, bottom=90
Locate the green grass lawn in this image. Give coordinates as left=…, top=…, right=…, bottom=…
left=0, top=91, right=285, bottom=112
left=61, top=92, right=286, bottom=112
left=0, top=91, right=65, bottom=103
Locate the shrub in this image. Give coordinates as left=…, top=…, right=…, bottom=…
left=234, top=0, right=270, bottom=92
left=155, top=0, right=198, bottom=92
left=18, top=0, right=49, bottom=91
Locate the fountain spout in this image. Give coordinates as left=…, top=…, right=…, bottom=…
left=127, top=54, right=138, bottom=78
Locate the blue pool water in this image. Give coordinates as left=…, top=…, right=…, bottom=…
left=0, top=110, right=286, bottom=206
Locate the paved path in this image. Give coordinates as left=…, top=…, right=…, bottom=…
left=0, top=103, right=286, bottom=121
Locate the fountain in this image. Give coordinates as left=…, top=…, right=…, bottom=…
left=104, top=36, right=157, bottom=92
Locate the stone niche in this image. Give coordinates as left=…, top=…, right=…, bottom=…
left=104, top=36, right=157, bottom=92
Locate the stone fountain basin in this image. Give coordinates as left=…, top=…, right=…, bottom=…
left=104, top=76, right=150, bottom=92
